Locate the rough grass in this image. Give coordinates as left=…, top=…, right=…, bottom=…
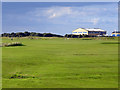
left=101, top=42, right=120, bottom=44
left=2, top=37, right=118, bottom=88
left=82, top=38, right=92, bottom=40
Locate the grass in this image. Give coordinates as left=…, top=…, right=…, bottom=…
left=2, top=37, right=118, bottom=88
left=102, top=42, right=120, bottom=44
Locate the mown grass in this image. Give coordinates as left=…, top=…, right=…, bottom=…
left=2, top=37, right=118, bottom=88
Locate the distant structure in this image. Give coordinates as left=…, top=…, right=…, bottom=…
left=111, top=31, right=120, bottom=37
left=72, top=28, right=106, bottom=36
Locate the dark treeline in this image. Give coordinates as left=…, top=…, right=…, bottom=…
left=1, top=31, right=87, bottom=38
left=1, top=31, right=63, bottom=37
left=1, top=31, right=111, bottom=38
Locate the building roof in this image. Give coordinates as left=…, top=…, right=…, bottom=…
left=72, top=28, right=106, bottom=32
left=85, top=28, right=105, bottom=32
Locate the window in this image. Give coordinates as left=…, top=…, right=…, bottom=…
left=78, top=32, right=82, bottom=33
left=83, top=32, right=87, bottom=33
left=95, top=32, right=99, bottom=33
left=73, top=32, right=77, bottom=33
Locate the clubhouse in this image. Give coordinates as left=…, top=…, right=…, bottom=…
left=72, top=28, right=106, bottom=36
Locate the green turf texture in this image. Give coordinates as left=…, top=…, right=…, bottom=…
left=2, top=37, right=118, bottom=88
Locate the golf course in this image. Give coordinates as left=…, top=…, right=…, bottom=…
left=2, top=37, right=118, bottom=88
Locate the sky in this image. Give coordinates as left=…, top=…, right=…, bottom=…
left=2, top=2, right=118, bottom=35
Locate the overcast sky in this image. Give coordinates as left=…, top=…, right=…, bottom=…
left=2, top=2, right=118, bottom=35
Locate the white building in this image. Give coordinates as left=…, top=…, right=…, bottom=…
left=72, top=28, right=106, bottom=36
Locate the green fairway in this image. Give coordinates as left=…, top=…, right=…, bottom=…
left=2, top=37, right=118, bottom=88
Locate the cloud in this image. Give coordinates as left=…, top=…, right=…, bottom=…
left=24, top=3, right=117, bottom=25
left=46, top=7, right=72, bottom=19
left=46, top=7, right=100, bottom=19
left=90, top=18, right=100, bottom=25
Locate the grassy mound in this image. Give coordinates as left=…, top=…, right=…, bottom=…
left=10, top=73, right=35, bottom=79
left=2, top=42, right=24, bottom=47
